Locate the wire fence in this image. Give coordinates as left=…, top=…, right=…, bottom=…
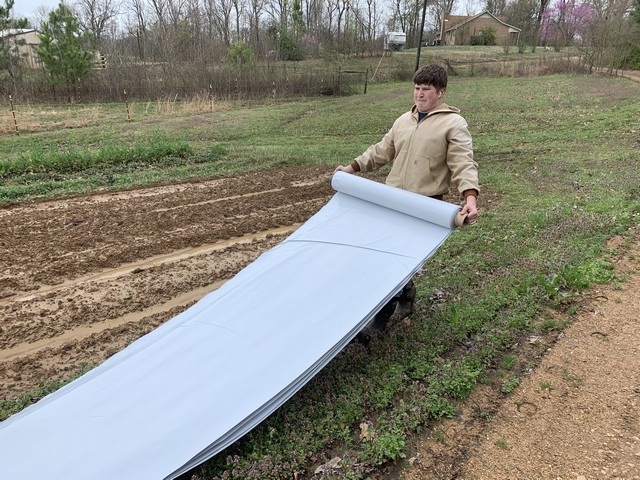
left=2, top=55, right=582, bottom=134
left=2, top=62, right=379, bottom=104
left=2, top=64, right=380, bottom=134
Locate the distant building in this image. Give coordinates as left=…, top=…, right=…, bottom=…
left=0, top=28, right=41, bottom=68
left=439, top=11, right=521, bottom=46
left=384, top=31, right=406, bottom=51
left=0, top=29, right=105, bottom=70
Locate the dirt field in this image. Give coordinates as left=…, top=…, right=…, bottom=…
left=2, top=165, right=639, bottom=479
left=0, top=166, right=338, bottom=401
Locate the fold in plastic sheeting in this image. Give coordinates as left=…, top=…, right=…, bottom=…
left=0, top=171, right=462, bottom=480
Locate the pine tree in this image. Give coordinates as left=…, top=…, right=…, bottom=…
left=35, top=3, right=95, bottom=102
left=0, top=0, right=29, bottom=91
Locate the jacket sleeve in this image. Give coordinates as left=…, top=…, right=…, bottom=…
left=353, top=127, right=396, bottom=173
left=446, top=117, right=479, bottom=196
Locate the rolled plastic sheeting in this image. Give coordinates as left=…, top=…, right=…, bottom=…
left=0, top=171, right=462, bottom=480
left=331, top=171, right=461, bottom=228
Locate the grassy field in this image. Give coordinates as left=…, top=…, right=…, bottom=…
left=2, top=72, right=639, bottom=478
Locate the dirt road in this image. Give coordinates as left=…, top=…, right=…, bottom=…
left=398, top=232, right=640, bottom=480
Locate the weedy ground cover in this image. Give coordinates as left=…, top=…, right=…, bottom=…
left=1, top=73, right=639, bottom=478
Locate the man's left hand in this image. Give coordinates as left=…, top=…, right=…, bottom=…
left=461, top=196, right=478, bottom=224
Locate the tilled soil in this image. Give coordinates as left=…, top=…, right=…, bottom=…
left=0, top=165, right=343, bottom=400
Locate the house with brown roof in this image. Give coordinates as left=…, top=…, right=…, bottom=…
left=439, top=11, right=521, bottom=46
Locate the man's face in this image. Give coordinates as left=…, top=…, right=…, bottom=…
left=413, top=84, right=443, bottom=113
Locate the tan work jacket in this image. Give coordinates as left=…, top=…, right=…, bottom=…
left=353, top=103, right=479, bottom=198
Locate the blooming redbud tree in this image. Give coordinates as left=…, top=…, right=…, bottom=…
left=541, top=0, right=595, bottom=50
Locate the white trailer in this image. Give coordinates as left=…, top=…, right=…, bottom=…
left=384, top=31, right=406, bottom=51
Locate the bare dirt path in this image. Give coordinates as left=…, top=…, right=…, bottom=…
left=0, top=165, right=339, bottom=400
left=398, top=231, right=640, bottom=480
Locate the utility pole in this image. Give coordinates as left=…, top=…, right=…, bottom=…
left=414, top=0, right=429, bottom=72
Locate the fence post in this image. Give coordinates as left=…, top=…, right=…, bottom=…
left=124, top=89, right=131, bottom=123
left=158, top=78, right=165, bottom=114
left=9, top=95, right=18, bottom=134
left=364, top=67, right=369, bottom=94
left=284, top=64, right=289, bottom=94
left=209, top=84, right=214, bottom=112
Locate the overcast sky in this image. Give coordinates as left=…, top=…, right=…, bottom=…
left=14, top=0, right=62, bottom=20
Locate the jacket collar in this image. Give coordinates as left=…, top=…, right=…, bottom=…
left=411, top=103, right=461, bottom=119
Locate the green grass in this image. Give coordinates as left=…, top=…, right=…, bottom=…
left=539, top=381, right=553, bottom=391
left=495, top=439, right=511, bottom=449
left=501, top=376, right=521, bottom=394
left=0, top=364, right=96, bottom=421
left=1, top=72, right=639, bottom=478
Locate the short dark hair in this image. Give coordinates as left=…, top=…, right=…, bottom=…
left=413, top=64, right=447, bottom=90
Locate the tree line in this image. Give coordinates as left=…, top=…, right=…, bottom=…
left=1, top=0, right=639, bottom=102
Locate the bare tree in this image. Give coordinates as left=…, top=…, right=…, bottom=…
left=247, top=0, right=266, bottom=48
left=426, top=0, right=457, bottom=46
left=147, top=0, right=185, bottom=64
left=485, top=0, right=507, bottom=16
left=205, top=0, right=233, bottom=45
left=75, top=0, right=120, bottom=47
left=126, top=0, right=148, bottom=60
left=435, top=0, right=457, bottom=17
left=582, top=0, right=636, bottom=70
left=265, top=0, right=289, bottom=33
left=362, top=0, right=381, bottom=42
left=148, top=0, right=168, bottom=29
left=31, top=5, right=54, bottom=27
left=391, top=0, right=407, bottom=32
left=304, top=0, right=323, bottom=33
left=325, top=0, right=338, bottom=37
left=334, top=0, right=350, bottom=44
left=184, top=0, right=203, bottom=61
left=348, top=0, right=383, bottom=53
left=532, top=0, right=551, bottom=50
left=504, top=0, right=538, bottom=45
left=391, top=0, right=421, bottom=46
left=230, top=0, right=245, bottom=41
left=166, top=0, right=187, bottom=27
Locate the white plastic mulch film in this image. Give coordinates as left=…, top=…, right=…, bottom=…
left=0, top=171, right=463, bottom=480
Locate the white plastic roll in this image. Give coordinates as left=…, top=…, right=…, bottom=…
left=331, top=171, right=462, bottom=228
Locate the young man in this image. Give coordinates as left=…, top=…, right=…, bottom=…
left=334, top=63, right=479, bottom=329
